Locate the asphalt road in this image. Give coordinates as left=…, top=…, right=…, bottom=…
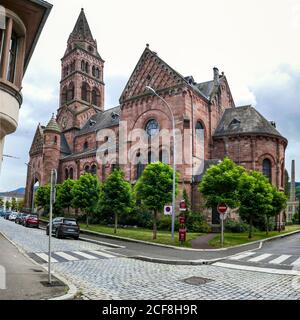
left=0, top=233, right=66, bottom=300
left=259, top=232, right=300, bottom=255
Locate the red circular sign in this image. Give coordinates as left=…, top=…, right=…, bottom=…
left=217, top=203, right=228, bottom=214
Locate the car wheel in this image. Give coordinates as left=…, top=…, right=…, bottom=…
left=56, top=229, right=61, bottom=239
left=73, top=236, right=79, bottom=240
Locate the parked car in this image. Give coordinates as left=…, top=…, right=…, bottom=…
left=46, top=217, right=80, bottom=240
left=4, top=211, right=12, bottom=220
left=23, top=215, right=39, bottom=228
left=9, top=213, right=17, bottom=221
left=15, top=213, right=28, bottom=224
left=0, top=210, right=5, bottom=217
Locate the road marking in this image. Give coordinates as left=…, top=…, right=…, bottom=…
left=248, top=253, right=272, bottom=262
left=213, top=262, right=300, bottom=276
left=35, top=252, right=58, bottom=263
left=268, top=255, right=291, bottom=265
left=230, top=252, right=256, bottom=260
left=291, top=257, right=300, bottom=266
left=88, top=250, right=116, bottom=259
left=72, top=251, right=98, bottom=260
left=55, top=252, right=79, bottom=261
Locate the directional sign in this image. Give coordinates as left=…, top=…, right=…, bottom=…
left=217, top=203, right=228, bottom=215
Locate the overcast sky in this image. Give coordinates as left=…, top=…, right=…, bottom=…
left=1, top=0, right=300, bottom=191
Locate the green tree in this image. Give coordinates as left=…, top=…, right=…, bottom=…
left=11, top=197, right=18, bottom=211
left=72, top=173, right=101, bottom=227
left=199, top=157, right=245, bottom=209
left=0, top=198, right=4, bottom=207
left=5, top=200, right=11, bottom=210
left=135, top=162, right=179, bottom=240
left=265, top=187, right=287, bottom=235
left=99, top=169, right=134, bottom=234
left=238, top=171, right=273, bottom=239
left=35, top=185, right=51, bottom=213
left=57, top=179, right=75, bottom=215
left=17, top=199, right=24, bottom=212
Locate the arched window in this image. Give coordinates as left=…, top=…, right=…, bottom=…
left=263, top=159, right=272, bottom=182
left=84, top=141, right=89, bottom=151
left=195, top=121, right=205, bottom=160
left=67, top=82, right=74, bottom=101
left=159, top=149, right=169, bottom=164
left=92, top=88, right=100, bottom=106
left=92, top=66, right=96, bottom=77
left=81, top=60, right=85, bottom=71
left=84, top=165, right=90, bottom=173
left=61, top=86, right=67, bottom=105
left=81, top=82, right=90, bottom=102
left=54, top=136, right=57, bottom=145
left=85, top=62, right=89, bottom=74
left=65, top=168, right=69, bottom=180
left=91, top=164, right=97, bottom=175
left=146, top=119, right=160, bottom=138
left=69, top=167, right=74, bottom=180
left=96, top=68, right=100, bottom=79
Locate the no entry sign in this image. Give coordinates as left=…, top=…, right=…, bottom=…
left=217, top=203, right=228, bottom=215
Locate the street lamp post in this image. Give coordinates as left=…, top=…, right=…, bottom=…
left=146, top=86, right=176, bottom=241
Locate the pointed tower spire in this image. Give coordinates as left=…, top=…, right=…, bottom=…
left=45, top=114, right=61, bottom=133
left=68, top=8, right=95, bottom=45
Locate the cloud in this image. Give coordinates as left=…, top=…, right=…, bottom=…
left=250, top=64, right=300, bottom=180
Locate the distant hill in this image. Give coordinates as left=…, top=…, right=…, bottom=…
left=0, top=187, right=25, bottom=198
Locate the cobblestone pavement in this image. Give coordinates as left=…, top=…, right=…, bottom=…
left=1, top=218, right=300, bottom=300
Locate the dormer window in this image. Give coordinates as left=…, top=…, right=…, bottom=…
left=229, top=118, right=241, bottom=127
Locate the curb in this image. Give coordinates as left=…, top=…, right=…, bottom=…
left=0, top=231, right=78, bottom=301
left=79, top=227, right=300, bottom=252
left=131, top=255, right=224, bottom=265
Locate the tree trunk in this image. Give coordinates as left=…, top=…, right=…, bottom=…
left=248, top=216, right=253, bottom=239
left=114, top=213, right=118, bottom=234
left=266, top=216, right=270, bottom=235
left=153, top=210, right=158, bottom=240
left=86, top=212, right=89, bottom=228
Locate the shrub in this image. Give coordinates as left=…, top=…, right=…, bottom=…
left=225, top=220, right=249, bottom=233
left=292, top=213, right=299, bottom=225
left=185, top=212, right=210, bottom=233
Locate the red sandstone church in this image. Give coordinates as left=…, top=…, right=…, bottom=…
left=24, top=9, right=288, bottom=226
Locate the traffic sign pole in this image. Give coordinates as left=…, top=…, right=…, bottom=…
left=217, top=203, right=228, bottom=248
left=221, top=217, right=224, bottom=247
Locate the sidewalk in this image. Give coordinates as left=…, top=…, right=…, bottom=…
left=0, top=233, right=67, bottom=300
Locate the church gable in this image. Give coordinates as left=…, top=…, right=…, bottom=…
left=29, top=125, right=44, bottom=156
left=120, top=46, right=186, bottom=103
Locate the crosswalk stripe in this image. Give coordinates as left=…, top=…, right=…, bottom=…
left=35, top=252, right=58, bottom=263
left=72, top=251, right=98, bottom=260
left=291, top=257, right=300, bottom=266
left=248, top=253, right=272, bottom=262
left=55, top=252, right=79, bottom=261
left=88, top=250, right=116, bottom=259
left=268, top=255, right=291, bottom=265
left=230, top=252, right=256, bottom=260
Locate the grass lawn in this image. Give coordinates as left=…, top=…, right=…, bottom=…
left=209, top=225, right=300, bottom=248
left=80, top=224, right=203, bottom=248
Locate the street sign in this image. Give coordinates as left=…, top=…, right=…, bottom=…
left=179, top=228, right=186, bottom=242
left=179, top=216, right=185, bottom=225
left=179, top=200, right=187, bottom=212
left=217, top=203, right=228, bottom=215
left=164, top=205, right=172, bottom=216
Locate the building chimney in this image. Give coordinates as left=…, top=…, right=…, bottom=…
left=213, top=67, right=219, bottom=86
left=290, top=160, right=296, bottom=202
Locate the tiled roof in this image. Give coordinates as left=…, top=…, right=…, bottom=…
left=45, top=114, right=61, bottom=133
left=213, top=105, right=285, bottom=138
left=76, top=106, right=120, bottom=137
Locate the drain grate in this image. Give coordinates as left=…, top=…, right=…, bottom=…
left=183, top=276, right=214, bottom=286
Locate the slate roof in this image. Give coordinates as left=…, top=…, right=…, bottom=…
left=196, top=80, right=215, bottom=99
left=68, top=9, right=94, bottom=43
left=45, top=114, right=61, bottom=133
left=61, top=149, right=97, bottom=161
left=60, top=134, right=71, bottom=155
left=76, top=106, right=121, bottom=137
left=213, top=105, right=285, bottom=139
